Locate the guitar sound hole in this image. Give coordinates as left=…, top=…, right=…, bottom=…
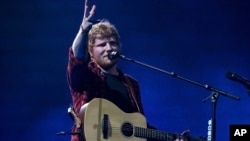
left=121, top=122, right=133, bottom=137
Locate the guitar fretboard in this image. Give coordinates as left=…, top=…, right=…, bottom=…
left=134, top=126, right=175, bottom=141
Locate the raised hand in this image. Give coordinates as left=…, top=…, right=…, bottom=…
left=81, top=0, right=96, bottom=30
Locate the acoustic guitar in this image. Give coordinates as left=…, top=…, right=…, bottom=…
left=79, top=98, right=206, bottom=141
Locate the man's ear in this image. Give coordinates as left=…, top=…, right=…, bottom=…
left=88, top=50, right=93, bottom=58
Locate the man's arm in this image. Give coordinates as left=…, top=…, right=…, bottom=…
left=72, top=0, right=96, bottom=59
left=72, top=28, right=89, bottom=59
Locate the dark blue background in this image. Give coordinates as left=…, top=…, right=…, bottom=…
left=1, top=0, right=250, bottom=141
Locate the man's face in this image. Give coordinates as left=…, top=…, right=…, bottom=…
left=89, top=35, right=119, bottom=70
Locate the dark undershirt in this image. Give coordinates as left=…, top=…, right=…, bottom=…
left=104, top=73, right=134, bottom=113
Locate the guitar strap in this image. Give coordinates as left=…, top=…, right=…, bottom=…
left=124, top=75, right=141, bottom=113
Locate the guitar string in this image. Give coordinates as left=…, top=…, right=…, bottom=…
left=107, top=122, right=174, bottom=136
left=91, top=115, right=204, bottom=141
left=100, top=120, right=174, bottom=140
left=96, top=122, right=202, bottom=141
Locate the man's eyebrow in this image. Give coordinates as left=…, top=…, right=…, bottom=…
left=95, top=42, right=106, bottom=46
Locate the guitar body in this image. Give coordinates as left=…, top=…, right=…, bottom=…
left=81, top=98, right=206, bottom=141
left=83, top=98, right=147, bottom=141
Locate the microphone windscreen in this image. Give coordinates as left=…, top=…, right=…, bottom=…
left=108, top=51, right=119, bottom=59
left=226, top=71, right=234, bottom=79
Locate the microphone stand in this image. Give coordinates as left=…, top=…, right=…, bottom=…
left=119, top=54, right=240, bottom=141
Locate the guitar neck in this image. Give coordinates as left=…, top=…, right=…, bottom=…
left=134, top=127, right=175, bottom=141
left=134, top=127, right=204, bottom=141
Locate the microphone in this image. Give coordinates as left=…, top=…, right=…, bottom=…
left=226, top=71, right=250, bottom=95
left=108, top=51, right=120, bottom=60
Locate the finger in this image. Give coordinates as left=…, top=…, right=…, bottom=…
left=86, top=5, right=96, bottom=21
left=89, top=5, right=96, bottom=16
left=83, top=0, right=89, bottom=19
left=85, top=0, right=88, bottom=6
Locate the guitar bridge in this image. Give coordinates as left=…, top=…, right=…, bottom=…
left=102, top=114, right=110, bottom=139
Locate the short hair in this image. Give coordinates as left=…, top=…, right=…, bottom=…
left=88, top=20, right=120, bottom=51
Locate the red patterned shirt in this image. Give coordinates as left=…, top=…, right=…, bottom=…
left=67, top=47, right=144, bottom=141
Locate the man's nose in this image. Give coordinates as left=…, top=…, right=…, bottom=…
left=105, top=42, right=112, bottom=50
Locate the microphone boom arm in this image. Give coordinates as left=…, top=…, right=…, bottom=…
left=120, top=54, right=240, bottom=100
left=120, top=54, right=240, bottom=141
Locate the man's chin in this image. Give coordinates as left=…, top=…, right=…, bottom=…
left=102, top=63, right=115, bottom=70
left=100, top=61, right=117, bottom=70
left=98, top=58, right=118, bottom=69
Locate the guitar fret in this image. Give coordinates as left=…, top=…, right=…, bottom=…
left=134, top=127, right=174, bottom=141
